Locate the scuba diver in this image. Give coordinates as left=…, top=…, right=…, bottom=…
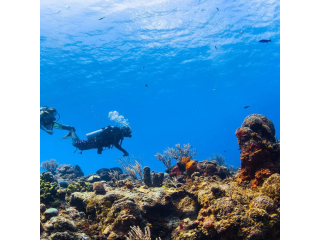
left=40, top=106, right=75, bottom=136
left=67, top=126, right=132, bottom=156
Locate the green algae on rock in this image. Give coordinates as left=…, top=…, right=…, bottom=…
left=40, top=172, right=60, bottom=208
left=66, top=180, right=93, bottom=195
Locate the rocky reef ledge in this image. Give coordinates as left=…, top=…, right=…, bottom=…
left=40, top=172, right=279, bottom=240
left=40, top=114, right=280, bottom=240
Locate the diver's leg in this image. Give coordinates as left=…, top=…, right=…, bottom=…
left=114, top=143, right=129, bottom=156
left=53, top=123, right=75, bottom=131
left=70, top=129, right=80, bottom=146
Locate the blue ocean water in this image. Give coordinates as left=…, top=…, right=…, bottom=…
left=40, top=0, right=280, bottom=175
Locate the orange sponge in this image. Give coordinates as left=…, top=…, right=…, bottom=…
left=181, top=157, right=191, bottom=165
left=186, top=160, right=198, bottom=177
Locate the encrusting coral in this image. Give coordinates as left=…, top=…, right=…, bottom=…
left=235, top=114, right=280, bottom=188
left=40, top=172, right=280, bottom=240
left=66, top=180, right=93, bottom=195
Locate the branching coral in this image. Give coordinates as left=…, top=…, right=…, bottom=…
left=175, top=144, right=197, bottom=160
left=155, top=143, right=197, bottom=171
left=208, top=154, right=227, bottom=167
left=108, top=170, right=121, bottom=182
left=125, top=226, right=161, bottom=240
left=41, top=159, right=59, bottom=174
left=118, top=156, right=143, bottom=181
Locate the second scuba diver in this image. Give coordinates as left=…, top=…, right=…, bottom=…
left=40, top=106, right=75, bottom=137
left=66, top=126, right=132, bottom=156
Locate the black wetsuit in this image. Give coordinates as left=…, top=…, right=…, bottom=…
left=74, top=126, right=129, bottom=155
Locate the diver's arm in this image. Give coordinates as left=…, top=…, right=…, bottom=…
left=114, top=142, right=129, bottom=156
left=40, top=125, right=53, bottom=135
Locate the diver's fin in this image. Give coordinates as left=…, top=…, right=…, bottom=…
left=60, top=131, right=72, bottom=140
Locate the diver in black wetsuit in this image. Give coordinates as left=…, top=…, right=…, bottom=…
left=40, top=106, right=75, bottom=136
left=68, top=126, right=132, bottom=156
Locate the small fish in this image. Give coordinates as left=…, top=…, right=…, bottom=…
left=215, top=46, right=217, bottom=50
left=244, top=106, right=250, bottom=109
left=217, top=8, right=219, bottom=11
left=259, top=39, right=271, bottom=43
left=224, top=150, right=227, bottom=152
left=145, top=84, right=148, bottom=87
left=143, top=66, right=145, bottom=69
left=99, top=17, right=105, bottom=20
left=196, top=110, right=199, bottom=113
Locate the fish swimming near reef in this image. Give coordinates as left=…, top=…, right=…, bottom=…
left=259, top=39, right=271, bottom=43
left=145, top=84, right=148, bottom=87
left=99, top=17, right=105, bottom=20
left=244, top=106, right=250, bottom=109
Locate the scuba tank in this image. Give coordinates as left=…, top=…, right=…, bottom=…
left=86, top=126, right=113, bottom=140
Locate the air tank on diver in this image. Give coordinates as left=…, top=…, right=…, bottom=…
left=86, top=126, right=112, bottom=140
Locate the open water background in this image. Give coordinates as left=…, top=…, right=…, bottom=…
left=40, top=0, right=280, bottom=175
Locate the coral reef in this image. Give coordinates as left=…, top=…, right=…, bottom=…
left=66, top=180, right=93, bottom=195
left=235, top=114, right=280, bottom=188
left=169, top=158, right=231, bottom=180
left=93, top=182, right=106, bottom=194
left=207, top=154, right=227, bottom=167
left=118, top=156, right=144, bottom=180
left=40, top=172, right=60, bottom=208
left=126, top=226, right=161, bottom=240
left=40, top=172, right=280, bottom=240
left=96, top=167, right=123, bottom=181
left=40, top=115, right=280, bottom=240
left=143, top=167, right=164, bottom=187
left=169, top=157, right=198, bottom=178
left=41, top=159, right=59, bottom=174
left=55, top=164, right=84, bottom=180
left=155, top=143, right=197, bottom=173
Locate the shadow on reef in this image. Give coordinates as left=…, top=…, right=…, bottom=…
left=40, top=114, right=280, bottom=240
